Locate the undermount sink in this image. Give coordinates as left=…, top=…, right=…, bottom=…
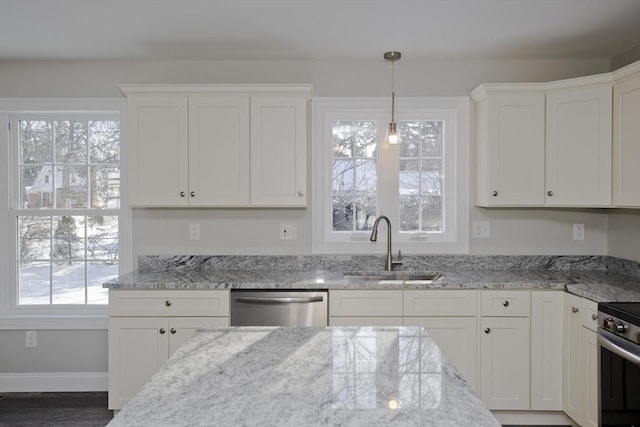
left=344, top=273, right=443, bottom=283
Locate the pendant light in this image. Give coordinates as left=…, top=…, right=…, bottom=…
left=384, top=51, right=402, bottom=145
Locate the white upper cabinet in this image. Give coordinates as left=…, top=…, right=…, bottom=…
left=120, top=85, right=312, bottom=207
left=612, top=62, right=640, bottom=207
left=250, top=96, right=307, bottom=206
left=472, top=86, right=546, bottom=206
left=546, top=81, right=612, bottom=206
left=473, top=62, right=640, bottom=208
left=188, top=96, right=250, bottom=206
left=127, top=96, right=189, bottom=206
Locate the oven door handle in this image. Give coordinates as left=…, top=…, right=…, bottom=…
left=598, top=330, right=640, bottom=366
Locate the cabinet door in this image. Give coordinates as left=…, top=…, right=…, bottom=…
left=612, top=70, right=640, bottom=207
left=476, top=93, right=545, bottom=206
left=546, top=85, right=612, bottom=206
left=128, top=96, right=189, bottom=206
left=581, top=328, right=599, bottom=427
left=530, top=291, right=563, bottom=410
left=168, top=317, right=229, bottom=355
left=188, top=96, right=250, bottom=206
left=480, top=317, right=530, bottom=410
left=250, top=96, right=307, bottom=206
left=404, top=316, right=478, bottom=391
left=108, top=317, right=169, bottom=410
left=563, top=293, right=582, bottom=424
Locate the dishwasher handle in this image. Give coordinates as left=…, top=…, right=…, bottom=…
left=234, top=296, right=324, bottom=304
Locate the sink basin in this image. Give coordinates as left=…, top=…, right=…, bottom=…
left=344, top=273, right=442, bottom=283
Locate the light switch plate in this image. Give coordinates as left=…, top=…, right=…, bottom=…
left=472, top=221, right=491, bottom=238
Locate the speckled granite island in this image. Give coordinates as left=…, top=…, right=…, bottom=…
left=108, top=326, right=500, bottom=427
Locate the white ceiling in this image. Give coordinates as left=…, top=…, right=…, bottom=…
left=0, top=0, right=639, bottom=62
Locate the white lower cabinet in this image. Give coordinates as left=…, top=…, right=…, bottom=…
left=328, top=290, right=403, bottom=325
left=479, top=290, right=531, bottom=410
left=403, top=290, right=478, bottom=390
left=530, top=291, right=564, bottom=410
left=108, top=290, right=230, bottom=410
left=563, top=293, right=599, bottom=427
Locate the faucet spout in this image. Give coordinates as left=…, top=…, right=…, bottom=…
left=369, top=215, right=401, bottom=271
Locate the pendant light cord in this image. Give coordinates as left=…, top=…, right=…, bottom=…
left=391, top=59, right=395, bottom=123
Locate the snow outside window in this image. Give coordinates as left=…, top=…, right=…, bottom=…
left=13, top=117, right=121, bottom=305
left=312, top=98, right=469, bottom=254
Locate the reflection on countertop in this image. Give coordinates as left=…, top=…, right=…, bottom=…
left=108, top=326, right=501, bottom=427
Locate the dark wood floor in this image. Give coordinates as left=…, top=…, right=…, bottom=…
left=0, top=392, right=571, bottom=426
left=0, top=392, right=113, bottom=427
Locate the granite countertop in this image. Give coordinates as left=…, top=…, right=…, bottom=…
left=104, top=268, right=640, bottom=302
left=107, top=326, right=500, bottom=427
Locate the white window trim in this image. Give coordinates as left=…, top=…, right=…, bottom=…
left=312, top=97, right=469, bottom=255
left=0, top=99, right=132, bottom=330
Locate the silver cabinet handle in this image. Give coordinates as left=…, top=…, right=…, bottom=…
left=592, top=314, right=598, bottom=321
left=235, top=296, right=324, bottom=304
left=484, top=328, right=491, bottom=334
left=547, top=190, right=554, bottom=197
left=190, top=191, right=195, bottom=197
left=165, top=300, right=172, bottom=307
left=159, top=328, right=166, bottom=334
left=503, top=300, right=510, bottom=307
left=492, top=191, right=498, bottom=197
left=180, top=191, right=186, bottom=197
left=170, top=328, right=177, bottom=334
left=572, top=306, right=579, bottom=313
left=297, top=191, right=304, bottom=197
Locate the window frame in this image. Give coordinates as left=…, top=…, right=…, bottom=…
left=312, top=97, right=469, bottom=255
left=0, top=99, right=131, bottom=330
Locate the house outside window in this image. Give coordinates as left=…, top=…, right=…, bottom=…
left=312, top=98, right=469, bottom=254
left=0, top=99, right=131, bottom=326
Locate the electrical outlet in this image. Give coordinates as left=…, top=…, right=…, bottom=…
left=26, top=331, right=37, bottom=348
left=280, top=223, right=297, bottom=240
left=472, top=221, right=491, bottom=238
left=573, top=224, right=585, bottom=240
left=189, top=224, right=200, bottom=240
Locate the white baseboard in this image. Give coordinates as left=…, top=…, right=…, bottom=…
left=492, top=410, right=577, bottom=426
left=0, top=372, right=107, bottom=392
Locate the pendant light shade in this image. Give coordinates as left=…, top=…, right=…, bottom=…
left=384, top=51, right=401, bottom=145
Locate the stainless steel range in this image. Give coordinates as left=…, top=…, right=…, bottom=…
left=597, top=302, right=640, bottom=426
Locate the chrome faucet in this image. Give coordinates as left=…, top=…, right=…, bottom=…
left=369, top=215, right=402, bottom=271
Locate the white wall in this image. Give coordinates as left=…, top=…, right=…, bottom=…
left=0, top=57, right=620, bottom=386
left=608, top=211, right=640, bottom=262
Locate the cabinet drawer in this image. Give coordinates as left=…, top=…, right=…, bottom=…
left=109, top=290, right=230, bottom=317
left=581, top=298, right=599, bottom=332
left=481, top=290, right=530, bottom=317
left=329, top=290, right=402, bottom=317
left=403, top=290, right=477, bottom=316
left=329, top=317, right=403, bottom=327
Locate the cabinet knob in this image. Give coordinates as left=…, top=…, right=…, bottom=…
left=547, top=190, right=554, bottom=197
left=484, top=328, right=491, bottom=334
left=180, top=191, right=186, bottom=197
left=492, top=191, right=498, bottom=197
left=165, top=300, right=172, bottom=307
left=592, top=314, right=598, bottom=321
left=298, top=191, right=304, bottom=197
left=190, top=191, right=195, bottom=197
left=159, top=328, right=166, bottom=334
left=503, top=300, right=510, bottom=307
left=170, top=328, right=177, bottom=334
left=572, top=306, right=579, bottom=314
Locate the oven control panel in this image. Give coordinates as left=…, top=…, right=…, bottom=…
left=598, top=313, right=640, bottom=344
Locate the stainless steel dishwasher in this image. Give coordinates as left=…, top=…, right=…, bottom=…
left=230, top=290, right=328, bottom=326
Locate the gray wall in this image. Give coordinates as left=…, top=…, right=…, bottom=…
left=0, top=56, right=636, bottom=387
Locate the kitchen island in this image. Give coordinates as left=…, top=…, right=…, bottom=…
left=107, top=326, right=500, bottom=427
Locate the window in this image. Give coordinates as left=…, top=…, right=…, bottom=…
left=313, top=98, right=469, bottom=254
left=0, top=99, right=130, bottom=324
